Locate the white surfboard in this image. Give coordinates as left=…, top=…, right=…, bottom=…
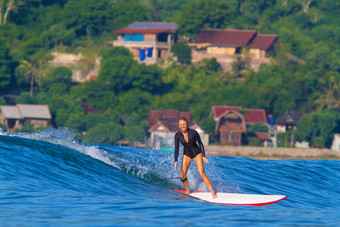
left=175, top=190, right=287, bottom=206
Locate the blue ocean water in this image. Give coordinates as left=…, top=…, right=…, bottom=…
left=0, top=128, right=339, bottom=226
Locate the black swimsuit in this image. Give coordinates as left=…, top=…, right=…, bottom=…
left=174, top=129, right=206, bottom=162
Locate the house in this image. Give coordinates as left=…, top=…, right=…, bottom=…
left=110, top=22, right=178, bottom=64
left=0, top=104, right=52, bottom=132
left=189, top=28, right=278, bottom=71
left=148, top=110, right=209, bottom=150
left=254, top=132, right=271, bottom=147
left=275, top=110, right=303, bottom=133
left=331, top=134, right=340, bottom=150
left=210, top=106, right=268, bottom=146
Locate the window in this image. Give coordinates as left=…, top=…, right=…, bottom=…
left=125, top=34, right=144, bottom=41
left=132, top=34, right=143, bottom=41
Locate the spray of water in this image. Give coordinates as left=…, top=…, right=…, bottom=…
left=2, top=127, right=236, bottom=192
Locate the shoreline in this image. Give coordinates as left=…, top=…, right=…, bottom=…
left=206, top=145, right=340, bottom=160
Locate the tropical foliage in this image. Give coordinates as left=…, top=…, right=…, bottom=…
left=0, top=0, right=339, bottom=147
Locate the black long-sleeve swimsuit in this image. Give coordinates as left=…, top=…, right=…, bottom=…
left=174, top=128, right=206, bottom=162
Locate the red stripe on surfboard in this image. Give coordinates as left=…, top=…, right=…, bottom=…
left=175, top=190, right=287, bottom=206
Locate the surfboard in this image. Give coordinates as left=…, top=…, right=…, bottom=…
left=175, top=190, right=287, bottom=206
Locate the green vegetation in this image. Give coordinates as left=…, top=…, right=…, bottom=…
left=171, top=42, right=191, bottom=64
left=0, top=0, right=339, bottom=148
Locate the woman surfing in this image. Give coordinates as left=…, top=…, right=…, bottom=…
left=174, top=117, right=217, bottom=199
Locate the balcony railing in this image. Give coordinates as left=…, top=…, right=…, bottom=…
left=112, top=40, right=173, bottom=47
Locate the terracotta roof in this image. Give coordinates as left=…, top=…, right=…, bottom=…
left=115, top=28, right=176, bottom=35
left=214, top=110, right=247, bottom=133
left=148, top=110, right=192, bottom=126
left=149, top=120, right=176, bottom=132
left=243, top=109, right=267, bottom=124
left=211, top=106, right=242, bottom=119
left=255, top=132, right=269, bottom=140
left=148, top=110, right=193, bottom=132
left=211, top=106, right=267, bottom=124
left=193, top=28, right=257, bottom=47
left=249, top=34, right=278, bottom=50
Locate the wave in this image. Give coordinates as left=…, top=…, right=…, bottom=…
left=1, top=127, right=340, bottom=210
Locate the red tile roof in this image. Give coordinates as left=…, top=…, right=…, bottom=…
left=211, top=106, right=267, bottom=124
left=149, top=119, right=181, bottom=132
left=211, top=106, right=242, bottom=119
left=193, top=28, right=257, bottom=47
left=249, top=34, right=278, bottom=50
left=255, top=132, right=269, bottom=140
left=115, top=28, right=176, bottom=35
left=148, top=110, right=192, bottom=132
left=243, top=109, right=267, bottom=124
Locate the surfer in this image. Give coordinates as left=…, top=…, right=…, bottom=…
left=174, top=117, right=217, bottom=199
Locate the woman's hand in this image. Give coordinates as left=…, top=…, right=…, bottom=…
left=203, top=156, right=209, bottom=164
left=174, top=161, right=177, bottom=171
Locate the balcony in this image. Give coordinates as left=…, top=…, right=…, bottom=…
left=112, top=40, right=173, bottom=48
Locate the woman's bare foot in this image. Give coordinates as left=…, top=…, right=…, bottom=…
left=185, top=190, right=191, bottom=195
left=212, top=191, right=217, bottom=199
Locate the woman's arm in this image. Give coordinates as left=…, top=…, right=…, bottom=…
left=174, top=133, right=180, bottom=162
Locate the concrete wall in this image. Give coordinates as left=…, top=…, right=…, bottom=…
left=331, top=134, right=340, bottom=150
left=206, top=145, right=340, bottom=159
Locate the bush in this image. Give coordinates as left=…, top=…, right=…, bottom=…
left=248, top=137, right=262, bottom=146
left=0, top=123, right=7, bottom=132
left=171, top=42, right=191, bottom=64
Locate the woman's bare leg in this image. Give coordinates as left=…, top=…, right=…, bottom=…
left=181, top=155, right=191, bottom=194
left=194, top=153, right=217, bottom=199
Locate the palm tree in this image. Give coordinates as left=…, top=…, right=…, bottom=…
left=18, top=59, right=41, bottom=97
left=0, top=0, right=22, bottom=25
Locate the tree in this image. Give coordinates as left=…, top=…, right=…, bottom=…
left=0, top=0, right=21, bottom=25
left=177, top=0, right=237, bottom=37
left=171, top=42, right=191, bottom=64
left=63, top=0, right=112, bottom=38
left=17, top=59, right=39, bottom=96
left=247, top=122, right=268, bottom=133
left=98, top=46, right=136, bottom=93
left=40, top=66, right=72, bottom=93
left=295, top=110, right=340, bottom=148
left=0, top=38, right=16, bottom=94
left=83, top=122, right=124, bottom=145
left=109, top=1, right=152, bottom=30
left=69, top=80, right=118, bottom=112
left=99, top=46, right=164, bottom=96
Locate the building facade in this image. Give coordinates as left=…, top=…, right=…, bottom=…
left=0, top=104, right=52, bottom=132
left=275, top=110, right=303, bottom=133
left=110, top=22, right=178, bottom=64
left=148, top=110, right=209, bottom=150
left=210, top=106, right=268, bottom=146
left=189, top=28, right=278, bottom=71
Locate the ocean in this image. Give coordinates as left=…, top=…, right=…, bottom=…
left=0, top=128, right=339, bottom=226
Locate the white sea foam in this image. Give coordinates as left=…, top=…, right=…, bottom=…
left=8, top=127, right=120, bottom=169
